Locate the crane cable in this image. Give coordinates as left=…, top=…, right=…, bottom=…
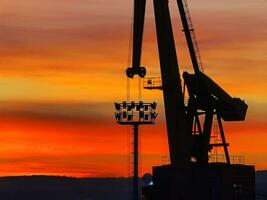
left=125, top=2, right=133, bottom=196
left=182, top=0, right=205, bottom=72
left=127, top=2, right=133, bottom=196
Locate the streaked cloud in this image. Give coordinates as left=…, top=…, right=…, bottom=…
left=0, top=0, right=266, bottom=176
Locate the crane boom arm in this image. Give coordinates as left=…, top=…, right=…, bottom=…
left=126, top=0, right=147, bottom=78
left=176, top=0, right=201, bottom=74
left=132, top=0, right=146, bottom=69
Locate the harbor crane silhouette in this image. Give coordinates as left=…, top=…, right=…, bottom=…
left=116, top=0, right=255, bottom=199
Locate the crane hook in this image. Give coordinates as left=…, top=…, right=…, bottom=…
left=126, top=66, right=146, bottom=78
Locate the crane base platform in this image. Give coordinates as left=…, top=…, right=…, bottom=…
left=142, top=163, right=255, bottom=200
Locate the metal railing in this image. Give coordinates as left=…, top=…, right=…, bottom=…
left=161, top=155, right=170, bottom=165
left=209, top=154, right=245, bottom=165
left=161, top=154, right=245, bottom=165
left=143, top=77, right=162, bottom=90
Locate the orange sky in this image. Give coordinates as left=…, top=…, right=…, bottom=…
left=0, top=0, right=266, bottom=177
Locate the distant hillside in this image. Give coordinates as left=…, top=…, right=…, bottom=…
left=0, top=171, right=265, bottom=200
left=256, top=170, right=267, bottom=200
left=0, top=176, right=131, bottom=200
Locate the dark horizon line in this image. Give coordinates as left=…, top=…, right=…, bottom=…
left=0, top=170, right=266, bottom=179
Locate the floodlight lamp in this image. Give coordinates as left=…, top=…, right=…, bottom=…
left=115, top=102, right=121, bottom=110
left=123, top=111, right=127, bottom=118
left=127, top=106, right=132, bottom=111
left=131, top=101, right=135, bottom=108
left=151, top=102, right=157, bottom=109
left=128, top=115, right=132, bottom=121
left=123, top=101, right=127, bottom=109
left=139, top=101, right=144, bottom=108
left=151, top=112, right=158, bottom=120
left=139, top=111, right=144, bottom=118
left=115, top=112, right=121, bottom=120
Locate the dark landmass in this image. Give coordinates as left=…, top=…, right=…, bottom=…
left=0, top=171, right=265, bottom=200
left=256, top=170, right=267, bottom=199
left=0, top=176, right=130, bottom=200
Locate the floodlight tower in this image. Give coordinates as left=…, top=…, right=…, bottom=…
left=114, top=101, right=158, bottom=200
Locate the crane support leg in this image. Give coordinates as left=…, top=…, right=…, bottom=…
left=217, top=115, right=231, bottom=164
left=201, top=111, right=213, bottom=163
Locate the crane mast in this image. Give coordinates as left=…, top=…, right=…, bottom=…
left=127, top=0, right=191, bottom=166
left=153, top=0, right=191, bottom=167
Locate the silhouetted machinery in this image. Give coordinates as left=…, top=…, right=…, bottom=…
left=125, top=0, right=255, bottom=199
